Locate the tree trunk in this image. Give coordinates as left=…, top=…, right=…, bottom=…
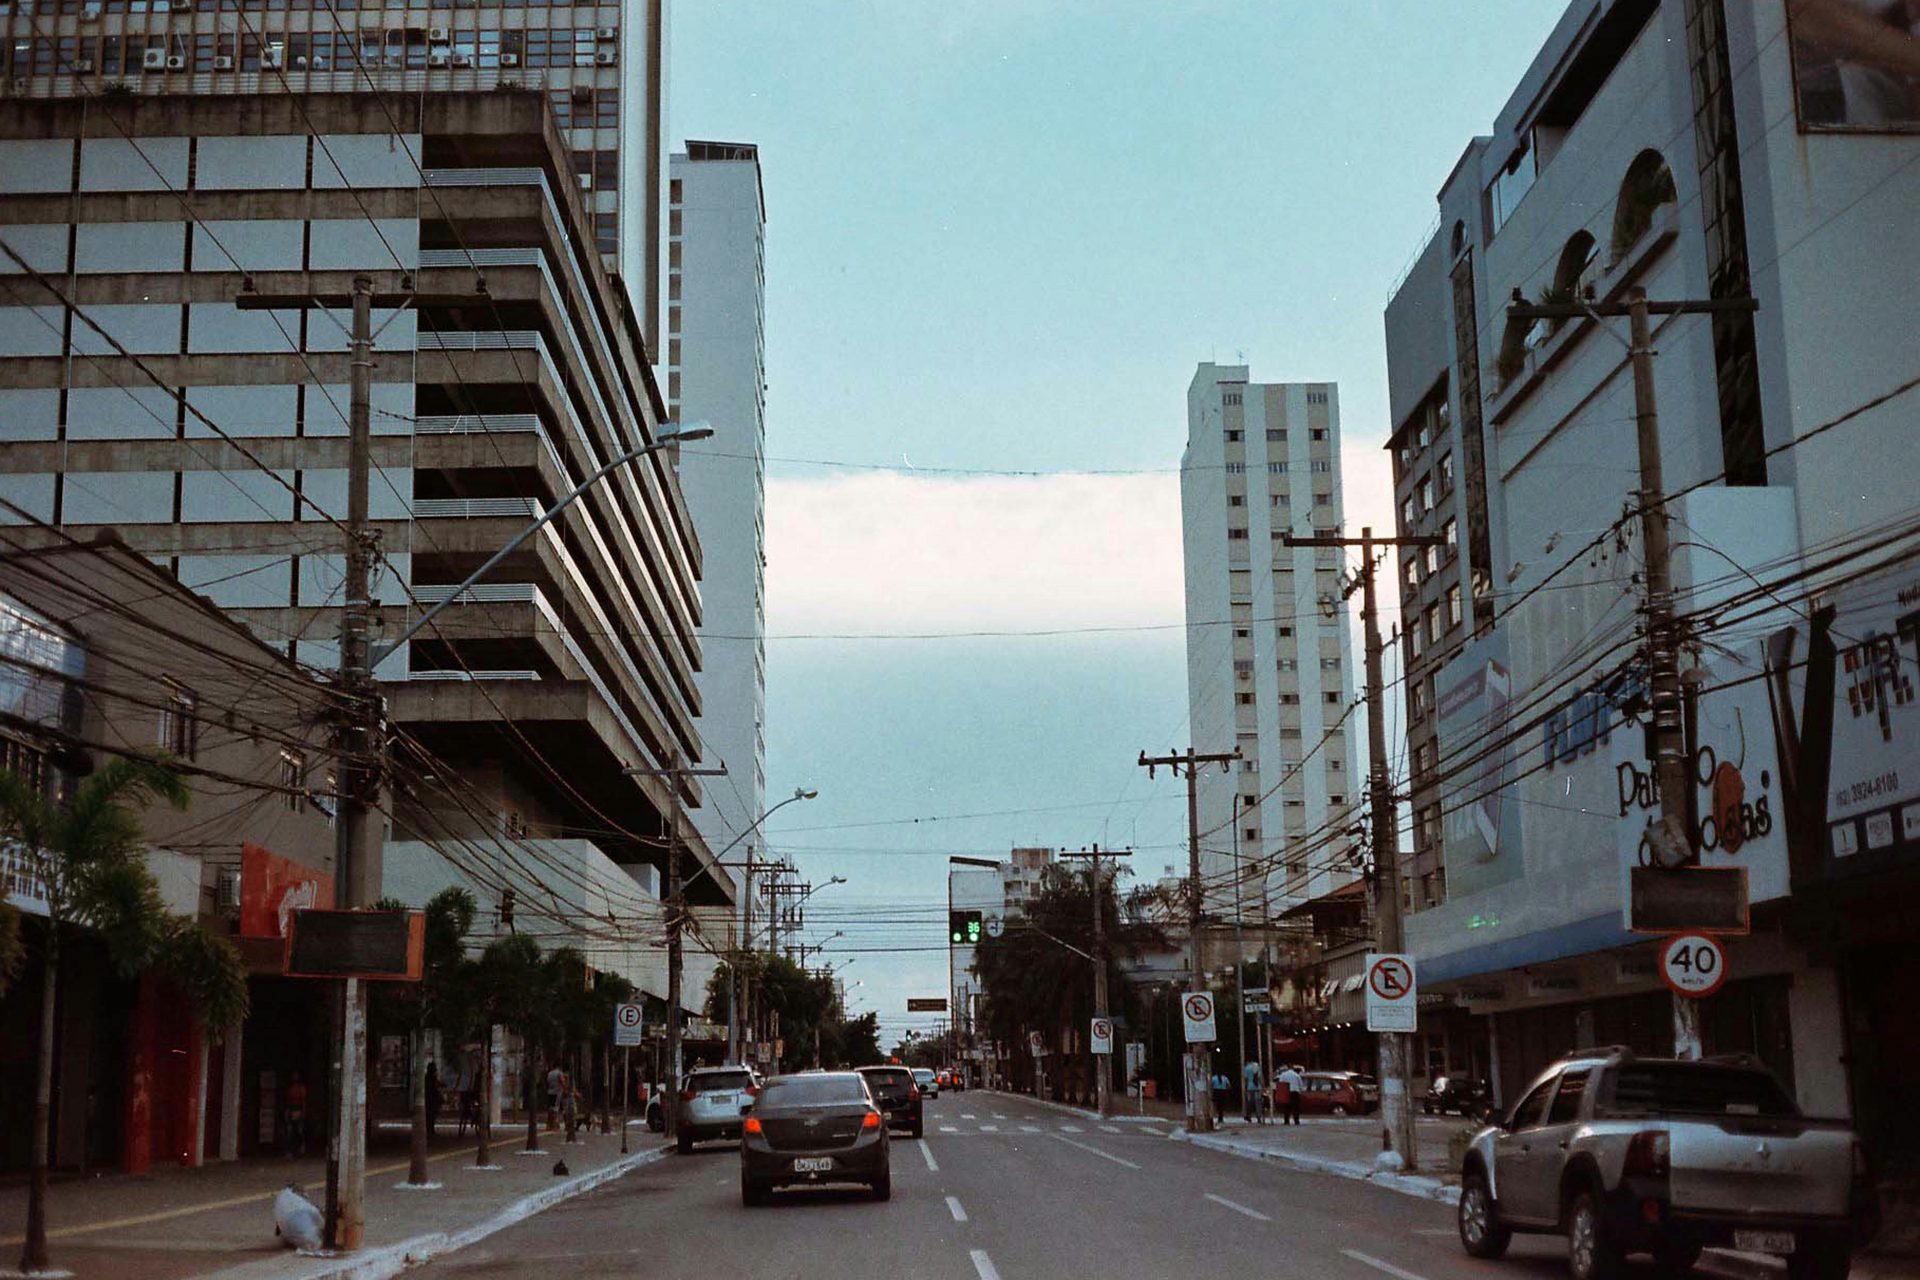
left=407, top=1025, right=429, bottom=1185
left=600, top=1042, right=611, bottom=1135
left=523, top=1044, right=539, bottom=1152
left=21, top=923, right=57, bottom=1272
left=475, top=1027, right=492, bottom=1167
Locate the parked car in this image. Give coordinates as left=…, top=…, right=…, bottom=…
left=1298, top=1071, right=1380, bottom=1116
left=1456, top=1047, right=1876, bottom=1280
left=856, top=1064, right=923, bottom=1138
left=740, top=1071, right=891, bottom=1204
left=936, top=1069, right=953, bottom=1090
left=1426, top=1075, right=1496, bottom=1118
left=913, top=1067, right=939, bottom=1098
left=674, top=1065, right=759, bottom=1153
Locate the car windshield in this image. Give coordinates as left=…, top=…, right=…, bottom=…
left=1605, top=1064, right=1797, bottom=1117
left=688, top=1071, right=752, bottom=1093
left=860, top=1069, right=913, bottom=1093
left=914, top=1070, right=934, bottom=1081
left=761, top=1075, right=868, bottom=1107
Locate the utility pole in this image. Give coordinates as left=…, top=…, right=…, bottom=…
left=1061, top=844, right=1130, bottom=1117
left=1285, top=526, right=1442, bottom=1173
left=1505, top=286, right=1758, bottom=1061
left=1138, top=747, right=1238, bottom=1132
left=626, top=752, right=726, bottom=1136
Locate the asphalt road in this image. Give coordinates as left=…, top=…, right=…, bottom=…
left=411, top=1091, right=1729, bottom=1280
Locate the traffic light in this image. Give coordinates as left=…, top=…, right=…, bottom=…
left=948, top=909, right=983, bottom=945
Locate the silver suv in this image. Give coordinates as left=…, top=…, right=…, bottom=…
left=674, top=1066, right=760, bottom=1153
left=1457, top=1048, right=1875, bottom=1280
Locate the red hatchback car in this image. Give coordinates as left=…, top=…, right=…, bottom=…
left=1297, top=1071, right=1381, bottom=1116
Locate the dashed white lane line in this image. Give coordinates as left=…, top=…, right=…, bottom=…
left=1204, top=1192, right=1272, bottom=1222
left=970, top=1249, right=1001, bottom=1280
left=979, top=1124, right=999, bottom=1132
left=1019, top=1124, right=1042, bottom=1133
left=919, top=1142, right=939, bottom=1173
left=946, top=1195, right=968, bottom=1223
left=1051, top=1133, right=1141, bottom=1169
left=1099, top=1124, right=1122, bottom=1133
left=961, top=1113, right=977, bottom=1120
left=991, top=1113, right=1008, bottom=1120
left=1060, top=1124, right=1084, bottom=1133
left=940, top=1125, right=960, bottom=1133
left=1342, top=1248, right=1432, bottom=1280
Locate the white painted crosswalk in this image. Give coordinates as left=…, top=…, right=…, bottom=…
left=919, top=1120, right=1172, bottom=1139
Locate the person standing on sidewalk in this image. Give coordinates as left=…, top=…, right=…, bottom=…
left=545, top=1060, right=565, bottom=1131
left=1242, top=1058, right=1265, bottom=1124
left=283, top=1071, right=309, bottom=1156
left=1275, top=1063, right=1305, bottom=1125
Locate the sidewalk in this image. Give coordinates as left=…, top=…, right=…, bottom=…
left=0, top=1120, right=666, bottom=1280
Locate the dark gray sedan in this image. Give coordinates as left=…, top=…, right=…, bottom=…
left=740, top=1072, right=891, bottom=1205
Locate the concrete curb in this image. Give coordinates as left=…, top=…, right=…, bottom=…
left=210, top=1145, right=671, bottom=1280
left=1170, top=1130, right=1460, bottom=1205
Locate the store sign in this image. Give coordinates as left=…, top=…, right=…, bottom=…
left=240, top=841, right=334, bottom=939
left=1825, top=571, right=1920, bottom=861
left=1436, top=634, right=1525, bottom=898
left=1, top=841, right=49, bottom=917
left=1526, top=972, right=1581, bottom=998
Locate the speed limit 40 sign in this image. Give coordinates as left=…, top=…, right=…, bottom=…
left=1659, top=935, right=1728, bottom=999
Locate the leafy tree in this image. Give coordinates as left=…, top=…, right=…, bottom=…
left=822, top=1010, right=881, bottom=1067
left=372, top=887, right=475, bottom=1184
left=0, top=899, right=23, bottom=995
left=707, top=953, right=861, bottom=1070
left=0, top=757, right=249, bottom=1274
left=463, top=933, right=556, bottom=1154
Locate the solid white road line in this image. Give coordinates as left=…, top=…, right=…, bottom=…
left=947, top=1195, right=968, bottom=1223
left=1342, top=1248, right=1433, bottom=1280
left=1051, top=1133, right=1141, bottom=1169
left=919, top=1141, right=939, bottom=1173
left=970, top=1249, right=1002, bottom=1280
left=1204, top=1193, right=1272, bottom=1222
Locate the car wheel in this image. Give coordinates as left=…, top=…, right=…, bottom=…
left=1458, top=1170, right=1511, bottom=1259
left=870, top=1169, right=892, bottom=1201
left=1785, top=1243, right=1851, bottom=1280
left=741, top=1173, right=769, bottom=1207
left=1567, top=1189, right=1621, bottom=1280
left=1653, top=1241, right=1703, bottom=1274
left=676, top=1130, right=694, bottom=1155
left=909, top=1120, right=923, bottom=1140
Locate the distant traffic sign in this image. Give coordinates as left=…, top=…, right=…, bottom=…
left=907, top=997, right=948, bottom=1012
left=1181, top=992, right=1216, bottom=1043
left=1364, top=953, right=1417, bottom=1033
left=1028, top=1030, right=1045, bottom=1057
left=1242, top=992, right=1271, bottom=1014
left=1659, top=934, right=1728, bottom=998
left=1090, top=1017, right=1113, bottom=1054
left=613, top=1002, right=644, bottom=1048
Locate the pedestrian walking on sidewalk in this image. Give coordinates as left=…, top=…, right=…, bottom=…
left=545, top=1061, right=565, bottom=1131
left=456, top=1051, right=478, bottom=1136
left=1275, top=1063, right=1305, bottom=1126
left=1209, top=1068, right=1230, bottom=1119
left=1242, top=1058, right=1265, bottom=1124
left=561, top=1067, right=580, bottom=1143
left=283, top=1071, right=309, bottom=1156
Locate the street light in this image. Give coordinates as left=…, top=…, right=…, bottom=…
left=377, top=424, right=715, bottom=661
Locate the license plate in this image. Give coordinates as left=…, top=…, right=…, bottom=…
left=1733, top=1230, right=1796, bottom=1255
left=792, top=1157, right=833, bottom=1174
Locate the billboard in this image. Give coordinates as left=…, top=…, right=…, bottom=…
left=1786, top=0, right=1920, bottom=130
left=1435, top=632, right=1525, bottom=897
left=240, top=841, right=335, bottom=939
left=1818, top=566, right=1920, bottom=865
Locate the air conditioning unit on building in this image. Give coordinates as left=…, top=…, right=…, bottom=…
left=165, top=54, right=185, bottom=69
left=9, top=77, right=28, bottom=93
left=595, top=25, right=615, bottom=40
left=291, top=53, right=307, bottom=68
left=426, top=26, right=447, bottom=42
left=594, top=50, right=615, bottom=66
left=427, top=52, right=448, bottom=67
left=498, top=52, right=519, bottom=67
left=212, top=54, right=232, bottom=69
left=577, top=172, right=592, bottom=190
left=450, top=52, right=471, bottom=67
left=261, top=48, right=281, bottom=68
left=142, top=48, right=168, bottom=69
left=311, top=54, right=329, bottom=68
left=74, top=57, right=94, bottom=72
left=214, top=866, right=242, bottom=917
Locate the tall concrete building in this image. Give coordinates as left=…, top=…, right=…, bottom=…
left=666, top=140, right=766, bottom=866
left=1180, top=364, right=1357, bottom=919
left=0, top=92, right=735, bottom=1016
left=0, top=0, right=670, bottom=342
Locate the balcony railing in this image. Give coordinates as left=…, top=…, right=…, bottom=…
left=412, top=497, right=542, bottom=519
left=419, top=248, right=544, bottom=268
left=413, top=414, right=542, bottom=435
left=409, top=582, right=539, bottom=606
left=418, top=330, right=543, bottom=351
left=408, top=669, right=541, bottom=682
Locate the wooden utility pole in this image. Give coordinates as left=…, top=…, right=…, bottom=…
left=1062, top=844, right=1130, bottom=1117
left=1138, top=748, right=1238, bottom=1132
left=1506, top=286, right=1758, bottom=1060
left=1284, top=527, right=1442, bottom=1172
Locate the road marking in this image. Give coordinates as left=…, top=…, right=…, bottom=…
left=940, top=1125, right=959, bottom=1133
left=1342, top=1249, right=1433, bottom=1280
left=1412, top=1228, right=1453, bottom=1237
left=947, top=1195, right=968, bottom=1222
left=1051, top=1133, right=1140, bottom=1169
left=1204, top=1192, right=1272, bottom=1222
left=1100, top=1124, right=1122, bottom=1133
left=919, top=1141, right=939, bottom=1173
left=979, top=1124, right=999, bottom=1132
left=961, top=1113, right=976, bottom=1119
left=1020, top=1124, right=1042, bottom=1133
left=970, top=1249, right=1002, bottom=1280
left=1060, top=1124, right=1084, bottom=1132
left=991, top=1113, right=1008, bottom=1120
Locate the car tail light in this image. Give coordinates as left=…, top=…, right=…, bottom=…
left=743, top=1116, right=762, bottom=1135
left=746, top=1085, right=760, bottom=1097
left=861, top=1109, right=882, bottom=1130
left=1623, top=1130, right=1670, bottom=1177
left=679, top=1090, right=696, bottom=1102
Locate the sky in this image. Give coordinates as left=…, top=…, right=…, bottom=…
left=668, top=1, right=1568, bottom=1043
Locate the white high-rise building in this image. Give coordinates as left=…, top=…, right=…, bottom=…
left=1180, top=363, right=1358, bottom=918
left=668, top=141, right=767, bottom=866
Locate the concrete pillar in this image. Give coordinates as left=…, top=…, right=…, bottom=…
left=1788, top=965, right=1850, bottom=1117
left=219, top=1031, right=242, bottom=1161
left=189, top=1032, right=209, bottom=1168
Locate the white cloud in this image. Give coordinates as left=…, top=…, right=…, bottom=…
left=765, top=471, right=1184, bottom=634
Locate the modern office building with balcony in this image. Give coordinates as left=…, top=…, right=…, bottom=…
left=0, top=0, right=669, bottom=343
left=0, top=91, right=734, bottom=1005
left=666, top=140, right=766, bottom=872
left=1180, top=363, right=1357, bottom=920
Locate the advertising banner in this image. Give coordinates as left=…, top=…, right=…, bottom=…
left=1436, top=633, right=1524, bottom=897
left=1820, top=567, right=1920, bottom=866
left=239, top=841, right=334, bottom=939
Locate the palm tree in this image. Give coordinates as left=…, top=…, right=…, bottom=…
left=0, top=755, right=249, bottom=1274
left=373, top=887, right=476, bottom=1184
left=469, top=933, right=556, bottom=1154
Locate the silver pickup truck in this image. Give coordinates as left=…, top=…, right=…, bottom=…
left=1456, top=1047, right=1877, bottom=1280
